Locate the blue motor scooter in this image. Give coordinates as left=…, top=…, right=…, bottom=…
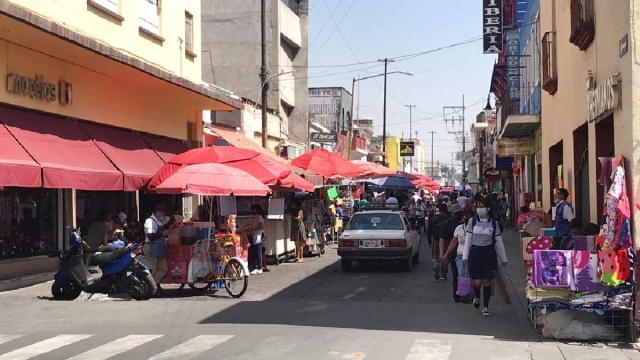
left=52, top=227, right=156, bottom=301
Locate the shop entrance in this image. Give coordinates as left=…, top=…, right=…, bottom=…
left=75, top=191, right=135, bottom=235
left=573, top=124, right=590, bottom=224
left=548, top=140, right=564, bottom=205
left=595, top=114, right=615, bottom=225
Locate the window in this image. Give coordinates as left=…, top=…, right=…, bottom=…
left=139, top=0, right=160, bottom=35
left=569, top=0, right=595, bottom=50
left=0, top=188, right=59, bottom=260
left=541, top=31, right=557, bottom=95
left=184, top=12, right=194, bottom=54
left=281, top=0, right=300, bottom=15
left=345, top=213, right=404, bottom=231
left=280, top=38, right=298, bottom=62
left=88, top=0, right=123, bottom=21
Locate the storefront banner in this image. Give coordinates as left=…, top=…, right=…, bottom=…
left=506, top=30, right=520, bottom=100
left=400, top=141, right=415, bottom=157
left=498, top=138, right=535, bottom=156
left=308, top=89, right=342, bottom=132
left=483, top=0, right=504, bottom=54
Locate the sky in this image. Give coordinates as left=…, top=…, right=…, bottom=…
left=307, top=0, right=497, bottom=171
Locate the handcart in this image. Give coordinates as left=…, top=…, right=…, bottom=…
left=158, top=234, right=249, bottom=298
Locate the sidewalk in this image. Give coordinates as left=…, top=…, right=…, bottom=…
left=0, top=271, right=55, bottom=293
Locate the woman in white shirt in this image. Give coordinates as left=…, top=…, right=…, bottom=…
left=248, top=204, right=266, bottom=275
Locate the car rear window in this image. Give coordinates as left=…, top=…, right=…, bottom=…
left=345, top=213, right=404, bottom=231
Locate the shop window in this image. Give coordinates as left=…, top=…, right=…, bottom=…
left=569, top=0, right=595, bottom=50
left=0, top=188, right=59, bottom=260
left=139, top=0, right=162, bottom=39
left=184, top=11, right=195, bottom=57
left=88, top=0, right=123, bottom=21
left=542, top=31, right=558, bottom=95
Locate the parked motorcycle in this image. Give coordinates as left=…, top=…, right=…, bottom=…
left=51, top=227, right=156, bottom=301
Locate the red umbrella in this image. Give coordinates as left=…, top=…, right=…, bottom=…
left=291, top=148, right=362, bottom=178
left=154, top=163, right=271, bottom=196
left=352, top=160, right=395, bottom=178
left=147, top=147, right=291, bottom=191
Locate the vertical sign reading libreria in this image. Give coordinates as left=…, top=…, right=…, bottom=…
left=483, top=0, right=503, bottom=54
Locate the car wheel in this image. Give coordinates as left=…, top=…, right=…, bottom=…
left=403, top=256, right=413, bottom=272
left=341, top=259, right=352, bottom=272
left=412, top=251, right=420, bottom=264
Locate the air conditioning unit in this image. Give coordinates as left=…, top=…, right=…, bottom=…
left=586, top=70, right=596, bottom=91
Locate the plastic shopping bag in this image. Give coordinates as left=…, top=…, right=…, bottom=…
left=456, top=265, right=474, bottom=298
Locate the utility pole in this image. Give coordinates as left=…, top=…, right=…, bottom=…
left=379, top=58, right=394, bottom=165
left=428, top=131, right=436, bottom=178
left=443, top=95, right=466, bottom=186
left=260, top=0, right=268, bottom=148
left=405, top=104, right=416, bottom=172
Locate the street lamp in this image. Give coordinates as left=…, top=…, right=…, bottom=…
left=348, top=71, right=412, bottom=161
left=483, top=94, right=493, bottom=111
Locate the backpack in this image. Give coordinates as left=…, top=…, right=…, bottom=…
left=471, top=216, right=498, bottom=245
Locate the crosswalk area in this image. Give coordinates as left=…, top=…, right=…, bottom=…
left=0, top=333, right=530, bottom=360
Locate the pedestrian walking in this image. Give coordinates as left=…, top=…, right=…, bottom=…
left=248, top=204, right=266, bottom=274
left=438, top=209, right=464, bottom=300
left=462, top=197, right=508, bottom=316
left=428, top=203, right=450, bottom=280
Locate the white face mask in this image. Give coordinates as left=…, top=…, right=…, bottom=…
left=554, top=198, right=562, bottom=205
left=162, top=216, right=170, bottom=225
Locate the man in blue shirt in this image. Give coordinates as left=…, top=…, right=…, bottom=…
left=554, top=188, right=575, bottom=237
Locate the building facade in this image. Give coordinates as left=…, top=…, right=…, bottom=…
left=0, top=0, right=239, bottom=278
left=539, top=0, right=638, bottom=232
left=201, top=0, right=310, bottom=146
left=308, top=87, right=353, bottom=135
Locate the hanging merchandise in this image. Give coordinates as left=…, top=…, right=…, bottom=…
left=602, top=156, right=630, bottom=250
left=532, top=250, right=571, bottom=288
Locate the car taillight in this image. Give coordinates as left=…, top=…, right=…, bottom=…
left=338, top=239, right=356, bottom=247
left=387, top=239, right=406, bottom=247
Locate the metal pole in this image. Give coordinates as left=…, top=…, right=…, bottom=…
left=405, top=104, right=416, bottom=172
left=382, top=58, right=388, bottom=165
left=461, top=94, right=466, bottom=187
left=479, top=130, right=485, bottom=192
left=429, top=131, right=436, bottom=177
left=260, top=0, right=268, bottom=148
left=348, top=77, right=356, bottom=159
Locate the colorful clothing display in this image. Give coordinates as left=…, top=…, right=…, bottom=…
left=532, top=250, right=571, bottom=288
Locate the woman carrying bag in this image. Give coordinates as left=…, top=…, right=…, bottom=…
left=462, top=197, right=508, bottom=316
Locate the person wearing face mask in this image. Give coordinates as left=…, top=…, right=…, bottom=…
left=553, top=188, right=575, bottom=237
left=462, top=197, right=508, bottom=316
left=143, top=204, right=169, bottom=287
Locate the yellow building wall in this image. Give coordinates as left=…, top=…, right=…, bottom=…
left=0, top=14, right=207, bottom=140
left=385, top=137, right=401, bottom=171
left=6, top=0, right=201, bottom=83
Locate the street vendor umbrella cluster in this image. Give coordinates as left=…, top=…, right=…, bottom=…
left=154, top=163, right=270, bottom=196
left=351, top=160, right=395, bottom=178
left=291, top=148, right=362, bottom=178
left=363, top=175, right=416, bottom=190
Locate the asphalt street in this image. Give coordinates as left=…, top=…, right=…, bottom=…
left=0, top=235, right=637, bottom=360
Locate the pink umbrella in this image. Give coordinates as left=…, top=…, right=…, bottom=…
left=291, top=148, right=363, bottom=178
left=154, top=163, right=271, bottom=196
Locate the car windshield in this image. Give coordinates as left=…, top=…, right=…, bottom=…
left=345, top=213, right=404, bottom=231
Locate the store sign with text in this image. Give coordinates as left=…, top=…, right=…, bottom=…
left=310, top=132, right=337, bottom=143
left=498, top=137, right=535, bottom=156
left=483, top=0, right=503, bottom=54
left=400, top=141, right=415, bottom=157
left=587, top=74, right=621, bottom=123
left=6, top=73, right=73, bottom=105
left=506, top=30, right=520, bottom=99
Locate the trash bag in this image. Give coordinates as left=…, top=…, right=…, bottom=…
left=542, top=310, right=620, bottom=341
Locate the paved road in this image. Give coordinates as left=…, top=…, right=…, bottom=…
left=0, top=236, right=636, bottom=359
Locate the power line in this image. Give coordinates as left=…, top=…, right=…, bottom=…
left=309, top=0, right=344, bottom=48
left=310, top=0, right=359, bottom=61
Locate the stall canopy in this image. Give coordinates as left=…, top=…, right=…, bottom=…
left=154, top=163, right=271, bottom=196
left=351, top=160, right=395, bottom=179
left=0, top=107, right=123, bottom=190
left=204, top=125, right=316, bottom=191
left=79, top=123, right=166, bottom=191
left=147, top=146, right=292, bottom=192
left=363, top=175, right=416, bottom=190
left=291, top=148, right=362, bottom=178
left=141, top=135, right=190, bottom=162
left=0, top=123, right=42, bottom=187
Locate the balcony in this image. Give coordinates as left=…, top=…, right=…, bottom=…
left=569, top=0, right=595, bottom=51
left=542, top=32, right=558, bottom=95
left=498, top=114, right=540, bottom=139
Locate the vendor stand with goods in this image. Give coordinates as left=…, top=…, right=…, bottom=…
left=522, top=156, right=635, bottom=341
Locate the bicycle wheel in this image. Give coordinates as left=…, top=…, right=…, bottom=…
left=223, top=258, right=248, bottom=298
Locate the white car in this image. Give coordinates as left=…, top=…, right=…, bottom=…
left=337, top=210, right=420, bottom=272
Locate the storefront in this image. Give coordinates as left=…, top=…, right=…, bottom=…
left=0, top=4, right=240, bottom=278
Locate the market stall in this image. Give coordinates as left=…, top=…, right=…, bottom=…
left=522, top=156, right=635, bottom=341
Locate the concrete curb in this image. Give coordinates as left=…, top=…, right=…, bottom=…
left=0, top=272, right=55, bottom=293
left=496, top=265, right=542, bottom=343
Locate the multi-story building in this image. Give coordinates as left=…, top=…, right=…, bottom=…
left=0, top=0, right=239, bottom=279
left=370, top=135, right=401, bottom=171
left=201, top=0, right=309, bottom=156
left=538, top=0, right=638, bottom=232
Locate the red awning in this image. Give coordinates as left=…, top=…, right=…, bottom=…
left=0, top=107, right=123, bottom=190
left=141, top=135, right=190, bottom=162
left=0, top=124, right=42, bottom=187
left=80, top=123, right=166, bottom=191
